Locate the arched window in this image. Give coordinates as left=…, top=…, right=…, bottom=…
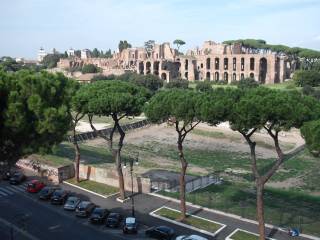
left=206, top=58, right=211, bottom=69
left=250, top=73, right=254, bottom=79
left=161, top=73, right=167, bottom=80
left=215, top=58, right=219, bottom=70
left=241, top=58, right=245, bottom=71
left=241, top=73, right=244, bottom=79
left=206, top=72, right=210, bottom=80
left=185, top=60, right=188, bottom=70
left=250, top=58, right=255, bottom=71
left=233, top=58, right=236, bottom=71
left=224, top=58, right=228, bottom=70
left=224, top=72, right=228, bottom=81
left=233, top=73, right=236, bottom=81
left=185, top=72, right=188, bottom=79
left=215, top=72, right=219, bottom=81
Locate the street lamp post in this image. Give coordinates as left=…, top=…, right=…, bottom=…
left=123, top=153, right=139, bottom=217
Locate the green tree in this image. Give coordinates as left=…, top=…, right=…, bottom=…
left=195, top=81, right=212, bottom=93
left=228, top=87, right=319, bottom=239
left=81, top=64, right=99, bottom=74
left=0, top=70, right=73, bottom=170
left=301, top=120, right=320, bottom=157
left=293, top=70, right=320, bottom=87
left=78, top=81, right=149, bottom=199
left=92, top=48, right=100, bottom=58
left=237, top=77, right=259, bottom=89
left=144, top=40, right=155, bottom=58
left=173, top=39, right=186, bottom=52
left=118, top=40, right=132, bottom=52
left=145, top=89, right=201, bottom=219
left=42, top=53, right=64, bottom=68
left=164, top=79, right=189, bottom=89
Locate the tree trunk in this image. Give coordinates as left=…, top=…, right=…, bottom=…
left=178, top=139, right=187, bottom=220
left=256, top=182, right=266, bottom=240
left=73, top=122, right=81, bottom=183
left=74, top=142, right=80, bottom=183
left=115, top=149, right=126, bottom=200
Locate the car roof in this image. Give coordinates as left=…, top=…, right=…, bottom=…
left=80, top=201, right=92, bottom=206
left=185, top=235, right=208, bottom=240
left=109, top=213, right=120, bottom=217
left=67, top=196, right=78, bottom=200
left=125, top=217, right=136, bottom=224
left=157, top=226, right=172, bottom=232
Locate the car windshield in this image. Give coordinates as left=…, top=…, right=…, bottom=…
left=13, top=173, right=20, bottom=177
left=158, top=227, right=171, bottom=233
left=53, top=191, right=63, bottom=196
left=126, top=217, right=136, bottom=225
left=79, top=202, right=90, bottom=208
left=108, top=213, right=119, bottom=218
left=93, top=208, right=103, bottom=215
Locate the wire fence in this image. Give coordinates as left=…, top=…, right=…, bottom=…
left=152, top=174, right=223, bottom=193
left=67, top=119, right=150, bottom=143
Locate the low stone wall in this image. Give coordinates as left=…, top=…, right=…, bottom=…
left=16, top=158, right=75, bottom=183
left=78, top=164, right=151, bottom=193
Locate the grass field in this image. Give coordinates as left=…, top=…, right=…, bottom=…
left=229, top=230, right=260, bottom=240
left=160, top=181, right=320, bottom=236
left=66, top=178, right=118, bottom=196
left=153, top=207, right=223, bottom=233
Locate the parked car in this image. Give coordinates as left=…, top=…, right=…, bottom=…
left=39, top=187, right=58, bottom=200
left=123, top=217, right=138, bottom=234
left=26, top=180, right=45, bottom=193
left=145, top=226, right=175, bottom=240
left=175, top=235, right=208, bottom=240
left=76, top=201, right=95, bottom=217
left=50, top=189, right=69, bottom=205
left=89, top=208, right=109, bottom=224
left=9, top=172, right=26, bottom=185
left=64, top=196, right=81, bottom=211
left=106, top=212, right=122, bottom=228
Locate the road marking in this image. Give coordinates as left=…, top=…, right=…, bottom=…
left=11, top=185, right=26, bottom=192
left=4, top=186, right=20, bottom=193
left=0, top=190, right=8, bottom=196
left=0, top=187, right=14, bottom=195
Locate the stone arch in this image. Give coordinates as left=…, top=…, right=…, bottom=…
left=161, top=73, right=167, bottom=80
left=185, top=72, right=188, bottom=79
left=241, top=73, right=244, bottom=80
left=139, top=62, right=144, bottom=74
left=224, top=72, right=228, bottom=81
left=146, top=61, right=151, bottom=74
left=250, top=57, right=255, bottom=71
left=206, top=58, right=211, bottom=69
left=232, top=73, right=236, bottom=81
left=185, top=60, right=188, bottom=70
left=206, top=72, right=210, bottom=80
left=215, top=72, right=219, bottom=81
left=259, top=58, right=267, bottom=83
left=250, top=72, right=254, bottom=79
left=215, top=58, right=219, bottom=70
left=153, top=61, right=160, bottom=75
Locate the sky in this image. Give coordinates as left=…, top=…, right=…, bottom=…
left=1, top=0, right=320, bottom=59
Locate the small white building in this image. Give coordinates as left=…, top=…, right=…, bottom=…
left=67, top=48, right=75, bottom=57
left=81, top=49, right=91, bottom=59
left=37, top=47, right=47, bottom=62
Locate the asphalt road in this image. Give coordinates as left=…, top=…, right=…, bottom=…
left=0, top=180, right=152, bottom=240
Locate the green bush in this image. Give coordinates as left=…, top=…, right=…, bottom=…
left=293, top=70, right=320, bottom=87
left=81, top=64, right=100, bottom=74
left=195, top=81, right=213, bottom=92
left=164, top=78, right=189, bottom=89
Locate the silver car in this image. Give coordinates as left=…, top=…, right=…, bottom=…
left=176, top=235, right=208, bottom=240
left=63, top=196, right=81, bottom=211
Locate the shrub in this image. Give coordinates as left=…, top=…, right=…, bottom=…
left=195, top=81, right=213, bottom=92
left=81, top=64, right=99, bottom=74
left=237, top=77, right=259, bottom=89
left=165, top=78, right=189, bottom=89
left=293, top=70, right=320, bottom=87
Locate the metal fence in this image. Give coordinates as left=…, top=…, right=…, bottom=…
left=67, top=119, right=150, bottom=143
left=152, top=174, right=223, bottom=193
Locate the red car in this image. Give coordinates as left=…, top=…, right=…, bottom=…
left=26, top=180, right=45, bottom=193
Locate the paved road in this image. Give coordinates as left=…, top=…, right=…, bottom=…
left=0, top=180, right=151, bottom=240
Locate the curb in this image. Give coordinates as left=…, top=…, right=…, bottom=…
left=225, top=228, right=276, bottom=240
left=148, top=192, right=320, bottom=240
left=63, top=181, right=119, bottom=199
left=149, top=206, right=226, bottom=238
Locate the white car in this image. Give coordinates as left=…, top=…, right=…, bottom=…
left=176, top=235, right=208, bottom=240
